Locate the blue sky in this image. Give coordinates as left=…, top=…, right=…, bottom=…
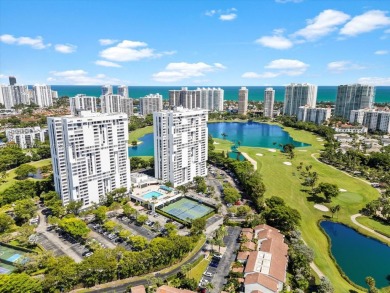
left=0, top=0, right=389, bottom=86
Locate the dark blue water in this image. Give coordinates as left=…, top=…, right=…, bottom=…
left=128, top=133, right=154, bottom=157
left=50, top=85, right=390, bottom=103
left=208, top=122, right=310, bottom=149
left=321, top=221, right=390, bottom=288
left=228, top=151, right=246, bottom=161
left=128, top=122, right=309, bottom=157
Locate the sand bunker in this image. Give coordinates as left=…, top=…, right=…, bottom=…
left=314, top=204, right=329, bottom=212
left=298, top=150, right=307, bottom=152
left=256, top=153, right=263, bottom=157
left=268, top=149, right=276, bottom=152
left=283, top=162, right=292, bottom=166
left=213, top=142, right=220, bottom=145
left=339, top=188, right=347, bottom=192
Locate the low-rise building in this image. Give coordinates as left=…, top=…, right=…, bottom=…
left=333, top=125, right=368, bottom=134
left=350, top=109, right=390, bottom=134
left=6, top=126, right=47, bottom=149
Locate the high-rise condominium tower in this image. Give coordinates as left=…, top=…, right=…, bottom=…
left=32, top=84, right=53, bottom=107
left=283, top=83, right=317, bottom=116
left=139, top=94, right=163, bottom=115
left=169, top=87, right=224, bottom=111
left=335, top=84, right=375, bottom=119
left=101, top=94, right=133, bottom=117
left=9, top=76, right=16, bottom=86
left=101, top=85, right=113, bottom=96
left=264, top=88, right=275, bottom=118
left=238, top=87, right=248, bottom=115
left=48, top=111, right=131, bottom=208
left=117, top=85, right=129, bottom=98
left=153, top=107, right=208, bottom=187
left=69, top=94, right=98, bottom=115
left=0, top=85, right=14, bottom=109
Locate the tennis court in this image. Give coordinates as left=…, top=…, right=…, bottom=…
left=161, top=198, right=214, bottom=222
left=0, top=244, right=28, bottom=273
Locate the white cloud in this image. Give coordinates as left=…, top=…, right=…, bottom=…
left=95, top=60, right=122, bottom=67
left=375, top=50, right=388, bottom=55
left=152, top=62, right=225, bottom=82
left=99, top=39, right=118, bottom=46
left=54, top=44, right=77, bottom=54
left=294, top=9, right=350, bottom=41
left=0, top=34, right=49, bottom=49
left=0, top=74, right=8, bottom=80
left=49, top=69, right=122, bottom=85
left=205, top=8, right=237, bottom=21
left=340, top=10, right=390, bottom=36
left=242, top=59, right=309, bottom=79
left=99, top=40, right=173, bottom=62
left=255, top=35, right=293, bottom=49
left=357, top=77, right=390, bottom=86
left=327, top=61, right=364, bottom=72
left=219, top=13, right=237, bottom=21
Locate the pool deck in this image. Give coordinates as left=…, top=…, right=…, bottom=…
left=131, top=185, right=183, bottom=208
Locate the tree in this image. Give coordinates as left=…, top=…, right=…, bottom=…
left=43, top=256, right=78, bottom=292
left=0, top=213, right=14, bottom=233
left=58, top=217, right=90, bottom=239
left=130, top=235, right=148, bottom=251
left=283, top=143, right=295, bottom=159
left=190, top=218, right=206, bottom=235
left=15, top=164, right=37, bottom=180
left=131, top=140, right=138, bottom=146
left=223, top=186, right=240, bottom=204
left=0, top=273, right=43, bottom=293
left=365, top=276, right=379, bottom=293
left=317, top=277, right=334, bottom=293
left=263, top=205, right=301, bottom=233
left=330, top=205, right=340, bottom=218
left=123, top=204, right=137, bottom=218
left=103, top=220, right=118, bottom=232
left=66, top=200, right=83, bottom=215
left=164, top=223, right=177, bottom=237
left=237, top=205, right=251, bottom=216
left=14, top=198, right=37, bottom=224
left=193, top=176, right=207, bottom=193
left=315, top=183, right=340, bottom=202
left=136, top=214, right=148, bottom=225
left=93, top=206, right=108, bottom=223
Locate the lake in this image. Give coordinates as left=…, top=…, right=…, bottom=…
left=320, top=221, right=390, bottom=288
left=128, top=122, right=309, bottom=157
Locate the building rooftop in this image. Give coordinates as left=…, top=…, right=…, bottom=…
left=131, top=285, right=146, bottom=293
left=245, top=273, right=279, bottom=292
left=156, top=285, right=196, bottom=293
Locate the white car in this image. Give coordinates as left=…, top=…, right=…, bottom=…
left=203, top=272, right=213, bottom=277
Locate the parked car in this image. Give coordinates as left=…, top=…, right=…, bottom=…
left=203, top=272, right=213, bottom=277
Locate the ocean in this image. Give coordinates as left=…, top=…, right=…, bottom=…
left=50, top=85, right=390, bottom=103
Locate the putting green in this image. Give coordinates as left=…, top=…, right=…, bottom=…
left=338, top=192, right=363, bottom=204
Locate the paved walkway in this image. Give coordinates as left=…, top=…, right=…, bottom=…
left=241, top=152, right=257, bottom=170
left=36, top=210, right=83, bottom=263
left=351, top=214, right=390, bottom=243
left=301, top=239, right=324, bottom=279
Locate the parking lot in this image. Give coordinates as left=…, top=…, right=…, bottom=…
left=114, top=216, right=157, bottom=240
left=35, top=233, right=65, bottom=257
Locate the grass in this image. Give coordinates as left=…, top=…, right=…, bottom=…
left=234, top=125, right=388, bottom=292
left=186, top=257, right=210, bottom=282
left=0, top=158, right=51, bottom=193
left=128, top=126, right=153, bottom=143
left=356, top=216, right=390, bottom=238
left=213, top=138, right=234, bottom=153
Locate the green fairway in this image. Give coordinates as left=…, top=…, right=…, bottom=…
left=128, top=126, right=153, bottom=143
left=235, top=125, right=387, bottom=292
left=0, top=159, right=51, bottom=193
left=356, top=216, right=390, bottom=239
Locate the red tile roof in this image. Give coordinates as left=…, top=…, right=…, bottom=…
left=156, top=286, right=196, bottom=293
left=241, top=241, right=256, bottom=251
left=131, top=285, right=146, bottom=293
left=245, top=273, right=279, bottom=292
left=237, top=251, right=251, bottom=261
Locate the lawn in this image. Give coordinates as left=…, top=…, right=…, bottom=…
left=186, top=257, right=210, bottom=282
left=0, top=158, right=51, bottom=193
left=128, top=126, right=153, bottom=143
left=236, top=125, right=387, bottom=292
left=356, top=216, right=390, bottom=238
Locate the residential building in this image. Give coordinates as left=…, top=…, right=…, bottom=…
left=335, top=84, right=375, bottom=119
left=69, top=94, right=98, bottom=115
left=9, top=76, right=16, bottom=86
left=238, top=86, right=248, bottom=115
left=117, top=85, right=129, bottom=98
left=283, top=83, right=317, bottom=116
left=6, top=127, right=46, bottom=149
left=0, top=109, right=17, bottom=117
left=47, top=111, right=131, bottom=208
left=52, top=90, right=59, bottom=101
left=12, top=85, right=30, bottom=105
left=333, top=125, right=368, bottom=134
left=153, top=107, right=208, bottom=187
left=350, top=109, right=390, bottom=133
left=169, top=87, right=224, bottom=111
left=139, top=93, right=163, bottom=115
left=32, top=84, right=53, bottom=107
left=297, top=106, right=331, bottom=125
left=120, top=97, right=134, bottom=117
left=101, top=94, right=133, bottom=116
left=101, top=85, right=113, bottom=96
left=0, top=85, right=14, bottom=109
left=264, top=88, right=275, bottom=118
left=199, top=87, right=224, bottom=111
left=156, top=286, right=196, bottom=293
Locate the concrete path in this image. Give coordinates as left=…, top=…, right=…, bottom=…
left=36, top=210, right=83, bottom=263
left=241, top=152, right=257, bottom=170
left=351, top=214, right=390, bottom=243
left=301, top=238, right=325, bottom=279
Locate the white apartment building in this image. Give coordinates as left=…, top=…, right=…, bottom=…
left=264, top=88, right=275, bottom=118
left=47, top=111, right=131, bottom=208
left=350, top=109, right=390, bottom=133
left=101, top=94, right=133, bottom=117
left=32, top=84, right=53, bottom=107
left=283, top=83, right=317, bottom=116
left=297, top=106, right=331, bottom=125
left=69, top=94, right=98, bottom=115
left=6, top=127, right=46, bottom=149
left=333, top=125, right=368, bottom=134
left=139, top=94, right=163, bottom=115
left=120, top=97, right=133, bottom=117
left=238, top=87, right=248, bottom=115
left=117, top=85, right=129, bottom=98
left=12, top=85, right=30, bottom=105
left=0, top=85, right=14, bottom=109
left=153, top=107, right=208, bottom=187
left=335, top=84, right=375, bottom=119
left=169, top=87, right=224, bottom=111
left=101, top=85, right=113, bottom=96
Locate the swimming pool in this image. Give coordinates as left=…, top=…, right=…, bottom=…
left=142, top=191, right=164, bottom=200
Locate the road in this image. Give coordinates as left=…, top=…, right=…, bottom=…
left=209, top=226, right=241, bottom=293
left=351, top=213, right=390, bottom=243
